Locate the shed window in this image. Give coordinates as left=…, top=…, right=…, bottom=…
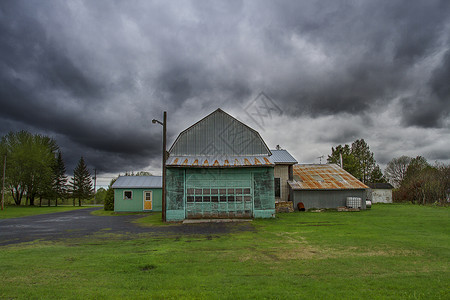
left=124, top=191, right=132, bottom=200
left=274, top=178, right=281, bottom=197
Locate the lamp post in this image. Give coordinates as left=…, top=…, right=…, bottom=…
left=152, top=111, right=167, bottom=222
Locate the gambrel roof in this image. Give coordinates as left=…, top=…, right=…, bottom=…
left=168, top=109, right=271, bottom=156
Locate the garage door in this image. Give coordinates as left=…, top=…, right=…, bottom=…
left=185, top=171, right=253, bottom=219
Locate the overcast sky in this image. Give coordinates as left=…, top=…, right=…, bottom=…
left=1, top=0, right=449, bottom=188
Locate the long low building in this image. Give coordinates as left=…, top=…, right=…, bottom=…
left=288, top=164, right=369, bottom=210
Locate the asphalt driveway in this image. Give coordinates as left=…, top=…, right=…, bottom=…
left=0, top=208, right=254, bottom=246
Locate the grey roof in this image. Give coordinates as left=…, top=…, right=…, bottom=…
left=169, top=109, right=271, bottom=156
left=270, top=149, right=298, bottom=164
left=367, top=183, right=394, bottom=189
left=112, top=176, right=162, bottom=189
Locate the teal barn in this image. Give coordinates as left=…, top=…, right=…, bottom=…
left=112, top=176, right=162, bottom=212
left=165, top=109, right=276, bottom=221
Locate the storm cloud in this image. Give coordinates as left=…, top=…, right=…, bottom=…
left=0, top=0, right=449, bottom=186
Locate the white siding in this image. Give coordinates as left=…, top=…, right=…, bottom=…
left=371, top=189, right=393, bottom=203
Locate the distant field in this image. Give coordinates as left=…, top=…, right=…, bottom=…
left=0, top=205, right=92, bottom=219
left=0, top=204, right=448, bottom=299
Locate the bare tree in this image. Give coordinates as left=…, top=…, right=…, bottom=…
left=384, top=156, right=412, bottom=188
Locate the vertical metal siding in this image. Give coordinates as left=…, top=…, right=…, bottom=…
left=292, top=190, right=367, bottom=210
left=170, top=110, right=270, bottom=156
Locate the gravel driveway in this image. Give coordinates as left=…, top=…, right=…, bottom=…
left=0, top=208, right=254, bottom=246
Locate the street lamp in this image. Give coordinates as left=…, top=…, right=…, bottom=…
left=152, top=111, right=167, bottom=222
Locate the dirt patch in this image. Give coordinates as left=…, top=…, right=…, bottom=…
left=140, top=264, right=156, bottom=271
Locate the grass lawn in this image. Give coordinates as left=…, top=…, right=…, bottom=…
left=0, top=204, right=448, bottom=299
left=0, top=205, right=92, bottom=219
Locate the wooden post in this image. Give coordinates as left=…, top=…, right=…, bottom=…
left=1, top=155, right=6, bottom=210
left=162, top=111, right=167, bottom=223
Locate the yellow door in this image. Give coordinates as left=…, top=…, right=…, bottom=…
left=143, top=191, right=152, bottom=210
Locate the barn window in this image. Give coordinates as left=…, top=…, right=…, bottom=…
left=123, top=191, right=132, bottom=200
left=274, top=178, right=281, bottom=197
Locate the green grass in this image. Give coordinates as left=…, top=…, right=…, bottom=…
left=0, top=204, right=448, bottom=299
left=0, top=205, right=91, bottom=219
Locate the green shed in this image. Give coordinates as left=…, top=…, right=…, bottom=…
left=165, top=109, right=275, bottom=221
left=112, top=176, right=162, bottom=212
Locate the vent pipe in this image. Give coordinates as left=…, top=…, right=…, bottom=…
left=340, top=153, right=343, bottom=168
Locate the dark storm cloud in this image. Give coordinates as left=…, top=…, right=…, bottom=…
left=401, top=49, right=450, bottom=128
left=0, top=0, right=449, bottom=173
left=260, top=0, right=450, bottom=120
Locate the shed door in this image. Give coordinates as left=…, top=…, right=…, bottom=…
left=185, top=171, right=253, bottom=219
left=143, top=191, right=152, bottom=210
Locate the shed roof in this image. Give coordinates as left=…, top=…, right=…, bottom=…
left=169, top=108, right=271, bottom=156
left=270, top=149, right=297, bottom=164
left=112, top=176, right=162, bottom=189
left=166, top=155, right=274, bottom=167
left=367, top=182, right=394, bottom=189
left=288, top=164, right=368, bottom=190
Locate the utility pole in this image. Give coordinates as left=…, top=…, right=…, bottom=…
left=1, top=154, right=6, bottom=210
left=93, top=168, right=97, bottom=205
left=162, top=111, right=167, bottom=223
left=152, top=111, right=167, bottom=222
left=317, top=155, right=324, bottom=164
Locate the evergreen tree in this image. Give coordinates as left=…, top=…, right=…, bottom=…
left=70, top=157, right=93, bottom=206
left=351, top=139, right=376, bottom=184
left=52, top=151, right=68, bottom=206
left=328, top=139, right=383, bottom=184
left=327, top=144, right=359, bottom=176
left=104, top=177, right=118, bottom=211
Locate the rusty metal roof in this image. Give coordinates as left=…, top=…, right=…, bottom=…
left=166, top=155, right=274, bottom=167
left=288, top=164, right=369, bottom=190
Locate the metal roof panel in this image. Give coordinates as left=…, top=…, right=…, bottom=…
left=112, top=176, right=162, bottom=189
left=270, top=149, right=298, bottom=164
left=289, top=164, right=368, bottom=190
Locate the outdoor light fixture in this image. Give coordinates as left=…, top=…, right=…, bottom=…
left=152, top=112, right=167, bottom=222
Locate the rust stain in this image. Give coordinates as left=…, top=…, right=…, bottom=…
left=291, top=164, right=369, bottom=190
left=203, top=159, right=209, bottom=166
left=254, top=158, right=261, bottom=165
left=213, top=160, right=220, bottom=166
left=193, top=159, right=198, bottom=166
left=173, top=158, right=179, bottom=164
left=244, top=158, right=251, bottom=165
left=234, top=159, right=240, bottom=166
left=182, top=159, right=188, bottom=166
left=264, top=157, right=271, bottom=164
left=224, top=159, right=230, bottom=166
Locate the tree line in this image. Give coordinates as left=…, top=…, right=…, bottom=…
left=328, top=138, right=449, bottom=205
left=0, top=131, right=94, bottom=206
left=385, top=156, right=449, bottom=205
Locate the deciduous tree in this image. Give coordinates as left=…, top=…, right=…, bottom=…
left=384, top=156, right=412, bottom=188
left=0, top=131, right=58, bottom=205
